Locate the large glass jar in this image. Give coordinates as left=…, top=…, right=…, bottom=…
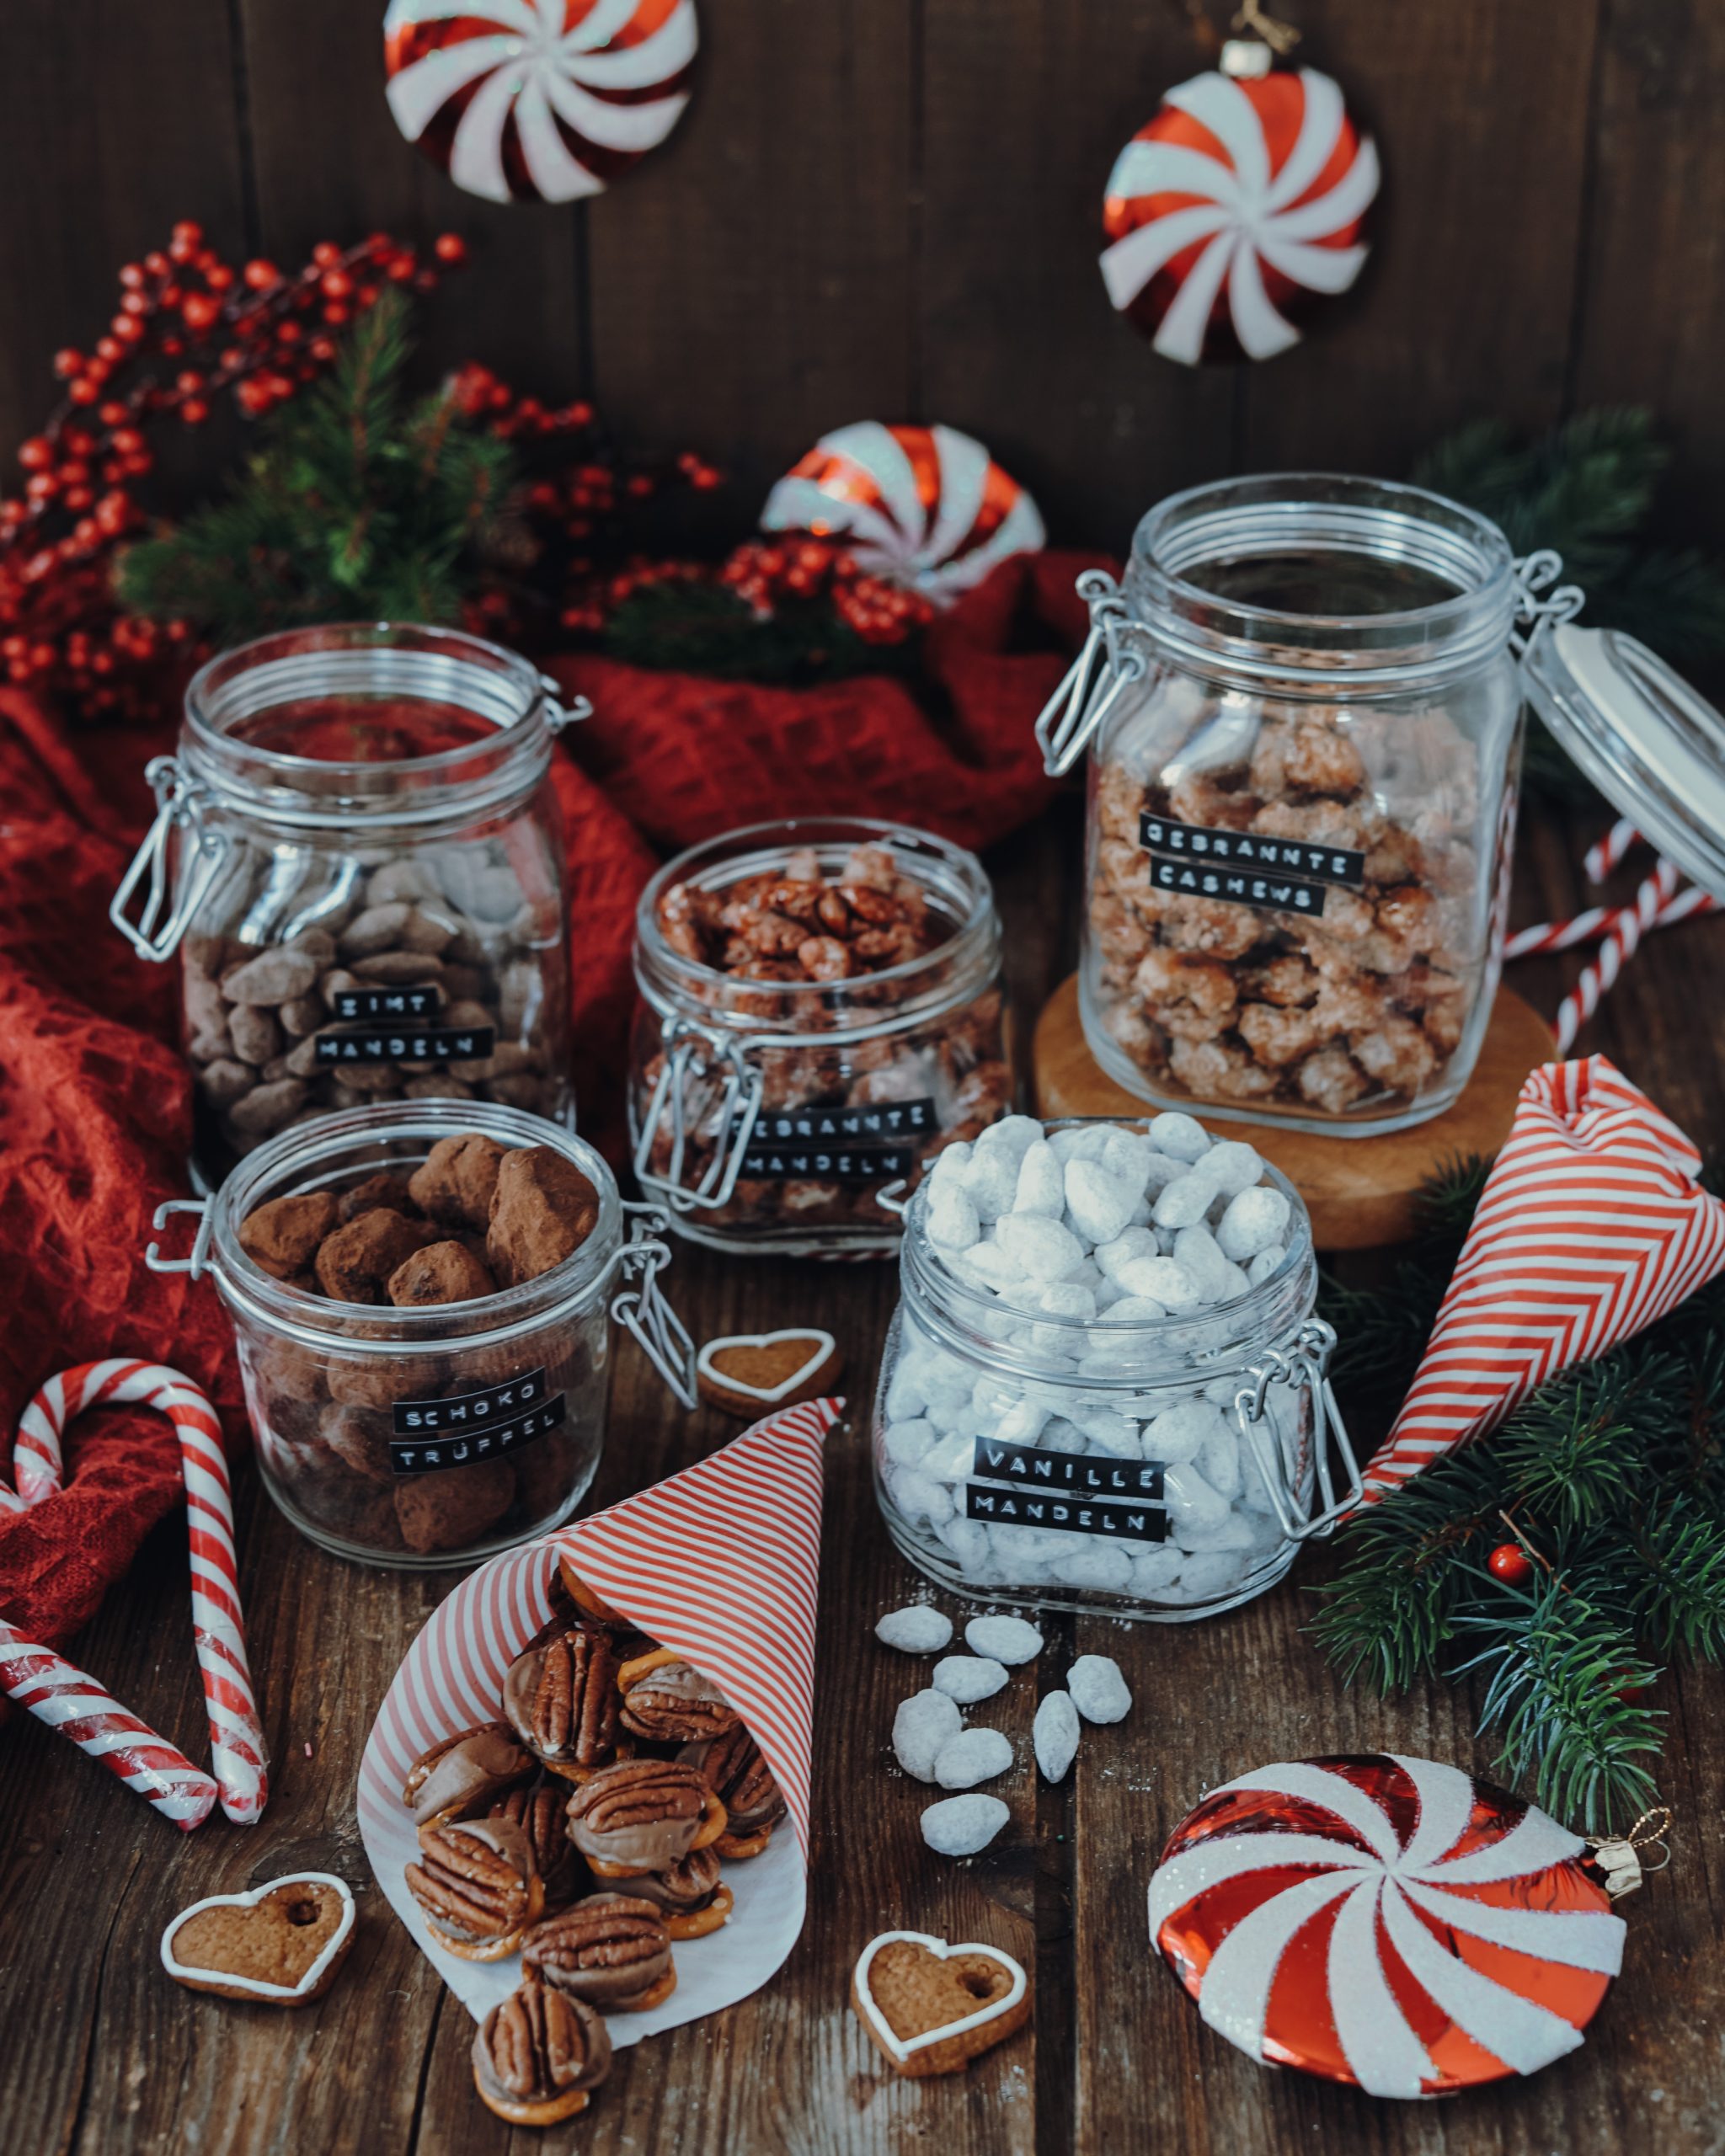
left=1039, top=476, right=1526, bottom=1134
left=628, top=817, right=1013, bottom=1256
left=112, top=623, right=585, bottom=1187
left=145, top=1101, right=694, bottom=1569
left=871, top=1116, right=1362, bottom=1622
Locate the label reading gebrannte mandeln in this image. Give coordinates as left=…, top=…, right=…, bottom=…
left=314, top=1022, right=496, bottom=1065
left=970, top=1435, right=1166, bottom=1502
left=740, top=1097, right=937, bottom=1183
left=1139, top=810, right=1365, bottom=917
left=328, top=984, right=443, bottom=1023
left=389, top=1365, right=564, bottom=1476
left=964, top=1482, right=1167, bottom=1545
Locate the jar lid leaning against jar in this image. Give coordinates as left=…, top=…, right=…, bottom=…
left=872, top=1111, right=1364, bottom=1623
left=1037, top=472, right=1725, bottom=1139
left=145, top=1100, right=696, bottom=1570
left=628, top=816, right=1014, bottom=1257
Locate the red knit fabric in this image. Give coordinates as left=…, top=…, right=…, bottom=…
left=0, top=550, right=1097, bottom=1652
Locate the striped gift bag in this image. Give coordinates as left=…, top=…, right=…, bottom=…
left=1359, top=1058, right=1725, bottom=1501
left=357, top=1397, right=838, bottom=2032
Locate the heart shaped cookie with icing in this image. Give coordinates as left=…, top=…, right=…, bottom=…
left=696, top=1329, right=843, bottom=1417
left=161, top=1873, right=357, bottom=2004
left=852, top=1930, right=1030, bottom=2077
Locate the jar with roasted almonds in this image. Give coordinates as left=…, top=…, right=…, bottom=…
left=629, top=818, right=1013, bottom=1254
left=111, top=623, right=585, bottom=1187
left=1038, top=475, right=1538, bottom=1134
left=144, top=1100, right=695, bottom=1566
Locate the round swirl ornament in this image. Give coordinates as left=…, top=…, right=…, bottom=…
left=1147, top=1754, right=1626, bottom=2097
left=760, top=423, right=1045, bottom=606
left=383, top=0, right=697, bottom=205
left=1101, top=58, right=1379, bottom=366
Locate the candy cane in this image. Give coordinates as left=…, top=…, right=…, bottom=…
left=1505, top=880, right=1713, bottom=960
left=1583, top=818, right=1642, bottom=886
left=1554, top=860, right=1682, bottom=1054
left=3, top=1360, right=267, bottom=1826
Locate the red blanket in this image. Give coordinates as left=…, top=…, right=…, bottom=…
left=0, top=551, right=1095, bottom=1651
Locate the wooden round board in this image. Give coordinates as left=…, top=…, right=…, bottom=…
left=1031, top=975, right=1554, bottom=1250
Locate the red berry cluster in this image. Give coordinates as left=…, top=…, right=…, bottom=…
left=718, top=536, right=933, bottom=644
left=1, top=223, right=467, bottom=718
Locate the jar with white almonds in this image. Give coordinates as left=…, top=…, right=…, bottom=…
left=871, top=1113, right=1364, bottom=1622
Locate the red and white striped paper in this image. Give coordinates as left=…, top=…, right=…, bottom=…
left=357, top=1398, right=837, bottom=2031
left=1360, top=1059, right=1725, bottom=1501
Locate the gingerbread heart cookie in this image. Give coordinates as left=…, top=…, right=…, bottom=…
left=852, top=1930, right=1030, bottom=2077
left=696, top=1330, right=843, bottom=1417
left=161, top=1873, right=356, bottom=2004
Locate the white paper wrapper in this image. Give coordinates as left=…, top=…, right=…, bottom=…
left=356, top=1398, right=836, bottom=2036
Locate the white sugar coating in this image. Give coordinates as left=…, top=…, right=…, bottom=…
left=1172, top=1224, right=1233, bottom=1303
left=964, top=1614, right=1043, bottom=1664
left=1033, top=1690, right=1081, bottom=1781
left=1039, top=1417, right=1090, bottom=1454
left=1064, top=1158, right=1138, bottom=1246
left=933, top=1726, right=1014, bottom=1790
left=961, top=1145, right=1021, bottom=1221
left=1028, top=1279, right=1097, bottom=1322
left=1048, top=1124, right=1112, bottom=1163
left=1012, top=1139, right=1065, bottom=1218
left=1101, top=1127, right=1156, bottom=1188
left=921, top=1432, right=975, bottom=1481
left=1097, top=1294, right=1168, bottom=1324
left=1200, top=1139, right=1266, bottom=1198
left=1096, top=1226, right=1159, bottom=1281
left=932, top=1655, right=1011, bottom=1703
left=1216, top=1185, right=1292, bottom=1262
left=921, top=1792, right=1010, bottom=1856
left=1151, top=1169, right=1220, bottom=1230
left=1167, top=1549, right=1252, bottom=1601
left=1129, top=1543, right=1183, bottom=1592
left=1140, top=1397, right=1224, bottom=1463
left=1198, top=1423, right=1242, bottom=1502
left=1047, top=1541, right=1133, bottom=1590
left=961, top=1240, right=1027, bottom=1290
left=882, top=1418, right=937, bottom=1469
left=1140, top=1152, right=1193, bottom=1197
left=1078, top=1411, right=1141, bottom=1460
left=927, top=1139, right=971, bottom=1185
left=991, top=1522, right=1081, bottom=1562
left=927, top=1182, right=981, bottom=1251
left=994, top=1212, right=1086, bottom=1281
left=875, top=1605, right=953, bottom=1653
left=884, top=1360, right=927, bottom=1422
left=935, top=1516, right=991, bottom=1569
left=994, top=1395, right=1049, bottom=1446
left=1148, top=1112, right=1211, bottom=1162
left=1067, top=1654, right=1133, bottom=1724
left=889, top=1469, right=953, bottom=1527
left=1215, top=1260, right=1253, bottom=1303
left=1177, top=1511, right=1259, bottom=1553
left=976, top=1113, right=1044, bottom=1156
left=1247, top=1243, right=1288, bottom=1285
left=1164, top=1460, right=1230, bottom=1534
left=892, top=1689, right=963, bottom=1780
left=1114, top=1255, right=1204, bottom=1310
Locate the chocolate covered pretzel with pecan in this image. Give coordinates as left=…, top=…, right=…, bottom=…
left=473, top=1966, right=611, bottom=2126
left=680, top=1723, right=788, bottom=1860
left=404, top=1817, right=544, bottom=1961
left=564, top=1759, right=727, bottom=1881
left=616, top=1646, right=740, bottom=1744
left=505, top=1628, right=628, bottom=1780
left=521, top=1892, right=677, bottom=2013
left=401, top=1721, right=532, bottom=1828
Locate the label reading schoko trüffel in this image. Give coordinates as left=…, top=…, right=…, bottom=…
left=389, top=1366, right=563, bottom=1476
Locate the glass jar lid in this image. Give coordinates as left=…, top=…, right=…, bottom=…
left=1521, top=622, right=1725, bottom=900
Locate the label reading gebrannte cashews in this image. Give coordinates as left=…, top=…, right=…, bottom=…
left=1138, top=810, right=1365, bottom=916
left=389, top=1366, right=565, bottom=1476
left=963, top=1481, right=1168, bottom=1544
left=313, top=1023, right=496, bottom=1065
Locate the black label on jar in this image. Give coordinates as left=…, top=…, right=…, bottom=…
left=740, top=1141, right=919, bottom=1182
left=739, top=1098, right=937, bottom=1182
left=389, top=1367, right=565, bottom=1476
left=963, top=1481, right=1167, bottom=1544
left=1140, top=811, right=1365, bottom=899
left=313, top=1022, right=496, bottom=1065
left=970, top=1436, right=1166, bottom=1502
left=329, top=984, right=444, bottom=1022
left=1146, top=853, right=1332, bottom=917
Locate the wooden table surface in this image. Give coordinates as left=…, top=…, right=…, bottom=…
left=3, top=794, right=1722, bottom=2156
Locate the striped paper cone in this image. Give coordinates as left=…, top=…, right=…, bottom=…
left=1359, top=1058, right=1725, bottom=1501
left=357, top=1398, right=839, bottom=2032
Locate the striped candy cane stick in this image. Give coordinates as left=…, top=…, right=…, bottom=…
left=1505, top=881, right=1716, bottom=960
left=0, top=1621, right=219, bottom=1829
left=1583, top=817, right=1643, bottom=885
left=1555, top=860, right=1682, bottom=1054
left=8, top=1360, right=268, bottom=1825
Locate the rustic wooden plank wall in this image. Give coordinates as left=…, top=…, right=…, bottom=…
left=2, top=0, right=1722, bottom=549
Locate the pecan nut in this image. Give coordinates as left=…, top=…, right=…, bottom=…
left=616, top=1844, right=722, bottom=1919
left=404, top=1818, right=542, bottom=1956
left=681, top=1725, right=787, bottom=1840
left=490, top=1780, right=584, bottom=1910
left=564, top=1759, right=717, bottom=1875
left=473, top=1967, right=611, bottom=2126
left=617, top=1657, right=739, bottom=1745
left=521, top=1893, right=674, bottom=2010
left=505, top=1629, right=621, bottom=1771
left=401, top=1721, right=532, bottom=1826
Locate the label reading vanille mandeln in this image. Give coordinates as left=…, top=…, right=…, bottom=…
left=389, top=1366, right=564, bottom=1476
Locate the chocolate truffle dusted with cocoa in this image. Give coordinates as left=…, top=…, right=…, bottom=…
left=387, top=1240, right=497, bottom=1307
left=681, top=1723, right=788, bottom=1857
left=409, top=1132, right=508, bottom=1231
left=505, top=1628, right=624, bottom=1778
left=616, top=1844, right=734, bottom=1940
left=521, top=1893, right=676, bottom=2013
left=404, top=1817, right=544, bottom=1961
left=617, top=1651, right=740, bottom=1745
left=564, top=1759, right=724, bottom=1879
left=338, top=1171, right=416, bottom=1222
left=490, top=1780, right=586, bottom=1911
left=487, top=1145, right=601, bottom=1288
left=402, top=1721, right=533, bottom=1828
left=473, top=1968, right=611, bottom=2127
left=238, top=1192, right=339, bottom=1280
left=313, top=1206, right=441, bottom=1303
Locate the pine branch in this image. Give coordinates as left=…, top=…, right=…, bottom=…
left=1494, top=1361, right=1649, bottom=1532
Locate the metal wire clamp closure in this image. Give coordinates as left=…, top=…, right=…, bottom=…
left=1033, top=570, right=1148, bottom=776
left=611, top=1204, right=698, bottom=1406
left=1509, top=549, right=1585, bottom=662
left=1231, top=1317, right=1362, bottom=1542
left=631, top=1017, right=767, bottom=1214
left=109, top=757, right=231, bottom=963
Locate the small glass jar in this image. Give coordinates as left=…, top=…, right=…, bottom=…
left=1039, top=475, right=1528, bottom=1134
left=112, top=623, right=587, bottom=1187
left=628, top=817, right=1013, bottom=1255
left=871, top=1119, right=1361, bottom=1622
left=144, top=1101, right=695, bottom=1568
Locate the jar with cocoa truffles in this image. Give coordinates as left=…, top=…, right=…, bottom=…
left=111, top=623, right=584, bottom=1187
left=1038, top=475, right=1547, bottom=1134
left=628, top=819, right=1012, bottom=1255
left=146, top=1102, right=696, bottom=1566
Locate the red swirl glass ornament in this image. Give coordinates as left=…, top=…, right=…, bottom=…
left=1148, top=1754, right=1626, bottom=2097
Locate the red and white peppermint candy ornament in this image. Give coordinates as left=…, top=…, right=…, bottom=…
left=1150, top=1754, right=1627, bottom=2097
left=761, top=422, right=1045, bottom=606
left=383, top=0, right=697, bottom=205
left=1101, top=57, right=1379, bottom=366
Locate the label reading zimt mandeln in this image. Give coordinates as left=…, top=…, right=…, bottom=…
left=389, top=1366, right=564, bottom=1476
